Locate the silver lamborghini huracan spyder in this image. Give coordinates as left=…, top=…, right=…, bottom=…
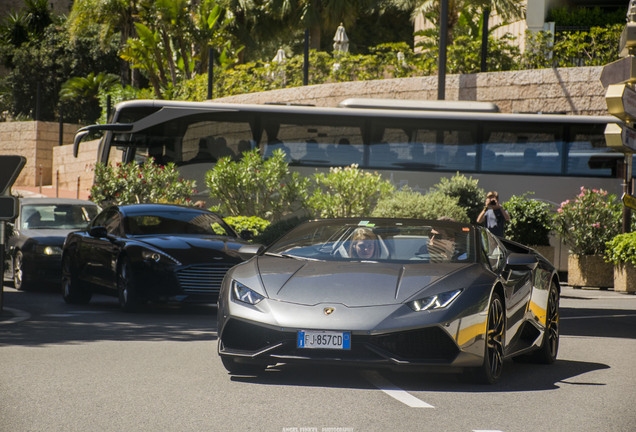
left=217, top=218, right=560, bottom=384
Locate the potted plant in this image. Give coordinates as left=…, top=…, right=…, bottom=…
left=605, top=232, right=636, bottom=293
left=503, top=193, right=555, bottom=263
left=554, top=187, right=622, bottom=289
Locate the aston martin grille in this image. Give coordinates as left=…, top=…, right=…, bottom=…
left=176, top=263, right=234, bottom=294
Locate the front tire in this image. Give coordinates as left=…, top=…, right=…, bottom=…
left=530, top=282, right=560, bottom=363
left=117, top=257, right=143, bottom=312
left=469, top=291, right=505, bottom=384
left=61, top=254, right=92, bottom=304
left=13, top=251, right=29, bottom=290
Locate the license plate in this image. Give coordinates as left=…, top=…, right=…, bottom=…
left=297, top=330, right=351, bottom=350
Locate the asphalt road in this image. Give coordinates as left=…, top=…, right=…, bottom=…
left=1, top=285, right=635, bottom=432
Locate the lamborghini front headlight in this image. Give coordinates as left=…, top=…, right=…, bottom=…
left=408, top=289, right=462, bottom=312
left=231, top=280, right=265, bottom=305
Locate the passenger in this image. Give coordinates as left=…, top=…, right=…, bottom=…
left=349, top=228, right=381, bottom=260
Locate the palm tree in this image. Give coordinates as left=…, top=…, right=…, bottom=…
left=60, top=72, right=119, bottom=123
left=66, top=0, right=142, bottom=84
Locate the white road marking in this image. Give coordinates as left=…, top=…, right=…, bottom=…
left=561, top=314, right=636, bottom=320
left=362, top=370, right=434, bottom=408
left=0, top=307, right=30, bottom=325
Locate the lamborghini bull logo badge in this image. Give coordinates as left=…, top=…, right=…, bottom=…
left=323, top=307, right=335, bottom=315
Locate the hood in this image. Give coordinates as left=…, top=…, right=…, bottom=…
left=136, top=235, right=248, bottom=263
left=20, top=228, right=78, bottom=244
left=256, top=256, right=474, bottom=307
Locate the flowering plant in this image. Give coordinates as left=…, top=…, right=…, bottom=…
left=90, top=159, right=196, bottom=206
left=554, top=187, right=622, bottom=255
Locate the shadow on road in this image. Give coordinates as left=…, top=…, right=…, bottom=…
left=229, top=357, right=610, bottom=393
left=560, top=306, right=636, bottom=339
left=0, top=289, right=218, bottom=346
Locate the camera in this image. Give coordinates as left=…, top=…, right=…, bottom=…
left=489, top=199, right=497, bottom=206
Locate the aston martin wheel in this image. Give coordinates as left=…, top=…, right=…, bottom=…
left=220, top=356, right=266, bottom=375
left=13, top=251, right=29, bottom=290
left=470, top=292, right=505, bottom=384
left=530, top=282, right=560, bottom=364
left=61, top=255, right=92, bottom=304
left=118, top=257, right=143, bottom=312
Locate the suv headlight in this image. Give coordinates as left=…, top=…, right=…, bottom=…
left=232, top=281, right=265, bottom=305
left=408, top=289, right=462, bottom=312
left=35, top=245, right=63, bottom=256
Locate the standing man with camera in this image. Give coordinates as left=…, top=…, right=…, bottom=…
left=476, top=191, right=510, bottom=237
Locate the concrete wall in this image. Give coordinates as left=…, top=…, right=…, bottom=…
left=2, top=66, right=611, bottom=198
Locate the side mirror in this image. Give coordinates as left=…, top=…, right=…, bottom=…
left=239, top=229, right=255, bottom=241
left=506, top=253, right=538, bottom=270
left=89, top=226, right=109, bottom=238
left=238, top=244, right=264, bottom=260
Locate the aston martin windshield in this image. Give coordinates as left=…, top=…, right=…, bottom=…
left=266, top=219, right=475, bottom=263
left=124, top=210, right=234, bottom=236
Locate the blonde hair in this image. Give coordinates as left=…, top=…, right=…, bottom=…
left=349, top=228, right=380, bottom=258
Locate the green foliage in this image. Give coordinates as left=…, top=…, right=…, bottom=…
left=223, top=215, right=271, bottom=239
left=503, top=193, right=553, bottom=246
left=60, top=72, right=119, bottom=124
left=522, top=25, right=621, bottom=69
left=307, top=165, right=394, bottom=218
left=605, top=232, right=636, bottom=266
left=254, top=215, right=311, bottom=246
left=372, top=187, right=469, bottom=223
left=90, top=159, right=196, bottom=206
left=205, top=149, right=309, bottom=222
left=547, top=6, right=626, bottom=27
left=554, top=187, right=622, bottom=256
left=432, top=173, right=486, bottom=223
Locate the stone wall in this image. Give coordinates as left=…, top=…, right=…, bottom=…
left=3, top=66, right=611, bottom=197
left=0, top=121, right=81, bottom=188
left=214, top=66, right=608, bottom=116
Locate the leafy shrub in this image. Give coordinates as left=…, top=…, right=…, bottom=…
left=307, top=165, right=394, bottom=218
left=223, top=216, right=271, bottom=240
left=372, top=187, right=469, bottom=223
left=503, top=193, right=553, bottom=246
left=255, top=215, right=311, bottom=246
left=554, top=187, right=622, bottom=255
left=605, top=232, right=636, bottom=266
left=90, top=159, right=196, bottom=206
left=205, top=149, right=309, bottom=222
left=547, top=6, right=626, bottom=27
left=432, top=173, right=485, bottom=223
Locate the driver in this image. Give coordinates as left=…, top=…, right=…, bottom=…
left=349, top=228, right=381, bottom=260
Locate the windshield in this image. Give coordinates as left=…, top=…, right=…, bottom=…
left=21, top=204, right=98, bottom=230
left=124, top=211, right=235, bottom=237
left=267, top=219, right=475, bottom=263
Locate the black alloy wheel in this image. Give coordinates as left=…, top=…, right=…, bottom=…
left=531, top=282, right=560, bottom=364
left=470, top=292, right=505, bottom=384
left=61, top=254, right=92, bottom=304
left=13, top=250, right=28, bottom=290
left=118, top=257, right=142, bottom=312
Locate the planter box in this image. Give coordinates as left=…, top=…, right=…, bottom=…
left=567, top=254, right=613, bottom=289
left=614, top=264, right=636, bottom=293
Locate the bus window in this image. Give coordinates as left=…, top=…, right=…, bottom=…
left=262, top=118, right=363, bottom=166
left=482, top=126, right=563, bottom=174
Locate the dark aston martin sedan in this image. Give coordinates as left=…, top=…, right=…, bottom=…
left=218, top=218, right=560, bottom=384
left=6, top=198, right=99, bottom=290
left=61, top=203, right=251, bottom=311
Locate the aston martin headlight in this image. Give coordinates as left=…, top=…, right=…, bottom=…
left=35, top=245, right=62, bottom=256
left=408, top=289, right=462, bottom=312
left=232, top=281, right=265, bottom=305
left=141, top=249, right=180, bottom=264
